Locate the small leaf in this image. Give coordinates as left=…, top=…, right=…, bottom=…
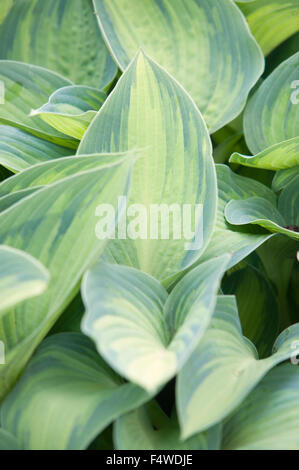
left=225, top=196, right=299, bottom=241
left=31, top=85, right=106, bottom=140
left=0, top=61, right=76, bottom=148
left=230, top=137, right=299, bottom=170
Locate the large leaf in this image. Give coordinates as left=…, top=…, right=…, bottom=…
left=114, top=403, right=221, bottom=450
left=238, top=0, right=299, bottom=56
left=94, top=0, right=264, bottom=133
left=191, top=164, right=275, bottom=271
left=31, top=85, right=106, bottom=140
left=78, top=51, right=217, bottom=282
left=223, top=261, right=279, bottom=357
left=0, top=152, right=133, bottom=400
left=81, top=255, right=229, bottom=392
left=223, top=363, right=299, bottom=449
left=0, top=245, right=49, bottom=315
left=0, top=125, right=71, bottom=172
left=230, top=137, right=299, bottom=170
left=225, top=196, right=299, bottom=241
left=243, top=53, right=299, bottom=154
left=176, top=296, right=299, bottom=438
left=0, top=61, right=76, bottom=148
left=0, top=333, right=149, bottom=450
left=0, top=0, right=117, bottom=88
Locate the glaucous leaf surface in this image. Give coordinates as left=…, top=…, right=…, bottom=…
left=31, top=85, right=106, bottom=140
left=0, top=245, right=49, bottom=316
left=225, top=196, right=299, bottom=241
left=0, top=61, right=76, bottom=148
left=0, top=125, right=71, bottom=172
left=238, top=0, right=299, bottom=55
left=94, top=0, right=264, bottom=132
left=244, top=53, right=299, bottom=154
left=81, top=256, right=229, bottom=392
left=0, top=333, right=149, bottom=450
left=223, top=363, right=299, bottom=449
left=0, top=0, right=117, bottom=88
left=230, top=137, right=299, bottom=170
left=114, top=404, right=221, bottom=450
left=78, top=51, right=217, bottom=282
left=0, top=152, right=133, bottom=400
left=176, top=296, right=299, bottom=438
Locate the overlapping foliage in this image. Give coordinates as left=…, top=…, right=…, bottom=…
left=0, top=0, right=298, bottom=451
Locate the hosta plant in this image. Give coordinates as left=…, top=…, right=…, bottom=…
left=0, top=0, right=298, bottom=451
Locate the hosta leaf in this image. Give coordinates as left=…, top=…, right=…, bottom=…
left=114, top=404, right=221, bottom=450
left=31, top=86, right=106, bottom=140
left=0, top=61, right=76, bottom=148
left=0, top=188, right=41, bottom=213
left=0, top=0, right=14, bottom=24
left=81, top=255, right=229, bottom=392
left=192, top=164, right=275, bottom=271
left=213, top=133, right=245, bottom=165
left=0, top=428, right=19, bottom=450
left=225, top=196, right=299, bottom=241
left=0, top=153, right=133, bottom=197
left=230, top=137, right=299, bottom=170
left=238, top=0, right=299, bottom=56
left=0, top=125, right=71, bottom=172
left=78, top=51, right=217, bottom=282
left=278, top=175, right=299, bottom=230
left=0, top=152, right=133, bottom=400
left=0, top=245, right=49, bottom=315
left=0, top=333, right=149, bottom=450
left=0, top=0, right=117, bottom=88
left=176, top=296, right=299, bottom=438
left=223, top=262, right=279, bottom=357
left=256, top=235, right=298, bottom=329
left=272, top=166, right=299, bottom=192
left=223, top=363, right=299, bottom=450
left=244, top=53, right=299, bottom=154
left=94, top=0, right=264, bottom=133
